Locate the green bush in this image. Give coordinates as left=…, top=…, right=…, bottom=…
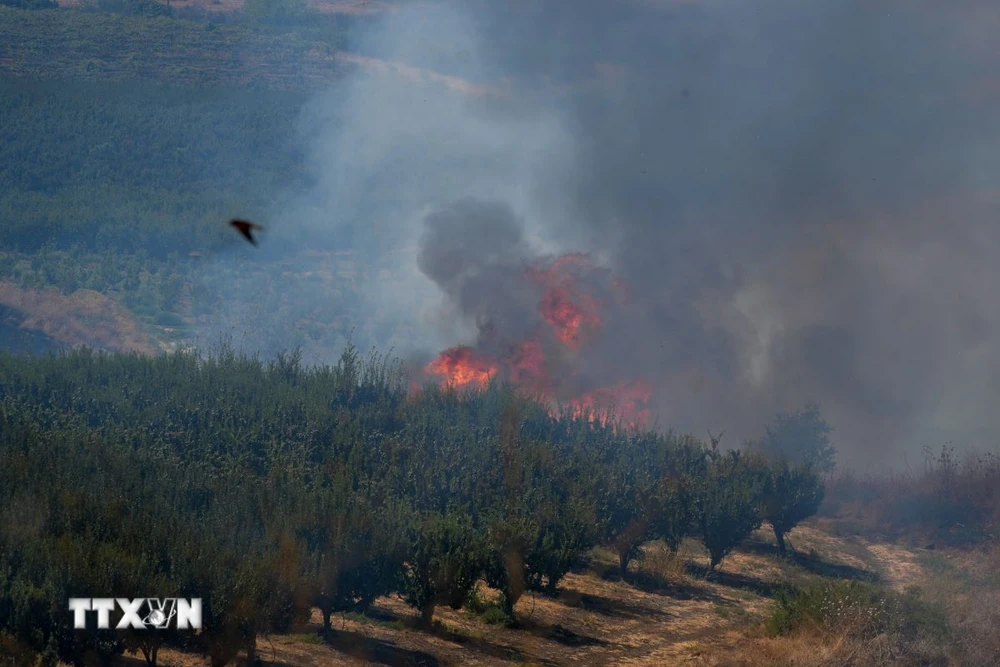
left=762, top=458, right=825, bottom=553
left=768, top=580, right=950, bottom=644
left=698, top=451, right=767, bottom=570
left=402, top=512, right=487, bottom=627
left=752, top=403, right=837, bottom=473
left=524, top=501, right=594, bottom=596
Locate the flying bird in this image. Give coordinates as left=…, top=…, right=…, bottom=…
left=230, top=219, right=263, bottom=246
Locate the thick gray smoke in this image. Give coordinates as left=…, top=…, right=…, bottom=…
left=214, top=0, right=1000, bottom=465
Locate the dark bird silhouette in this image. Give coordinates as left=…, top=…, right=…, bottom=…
left=230, top=219, right=263, bottom=246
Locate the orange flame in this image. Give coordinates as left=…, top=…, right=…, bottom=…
left=538, top=288, right=601, bottom=348
left=422, top=254, right=652, bottom=429
left=508, top=340, right=548, bottom=389
left=528, top=253, right=603, bottom=349
left=563, top=380, right=653, bottom=427
left=424, top=346, right=498, bottom=389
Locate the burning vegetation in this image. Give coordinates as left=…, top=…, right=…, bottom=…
left=421, top=249, right=653, bottom=427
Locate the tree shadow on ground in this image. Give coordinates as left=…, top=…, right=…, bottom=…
left=322, top=628, right=445, bottom=667
left=518, top=617, right=610, bottom=648
left=683, top=562, right=784, bottom=598
left=393, top=615, right=554, bottom=666
left=740, top=539, right=880, bottom=582
left=556, top=589, right=669, bottom=620
left=591, top=559, right=725, bottom=604
left=620, top=569, right=727, bottom=603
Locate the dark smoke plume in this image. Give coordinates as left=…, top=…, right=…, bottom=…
left=219, top=0, right=1000, bottom=465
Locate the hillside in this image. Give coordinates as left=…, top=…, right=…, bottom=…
left=2, top=347, right=994, bottom=667
left=0, top=3, right=494, bottom=355
left=0, top=7, right=346, bottom=88
left=3, top=2, right=1000, bottom=664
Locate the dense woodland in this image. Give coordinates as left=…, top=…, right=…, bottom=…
left=0, top=345, right=827, bottom=666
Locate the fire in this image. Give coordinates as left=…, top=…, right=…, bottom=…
left=564, top=380, right=653, bottom=427
left=528, top=253, right=604, bottom=349
left=421, top=253, right=652, bottom=429
left=507, top=340, right=548, bottom=390
left=538, top=288, right=601, bottom=348
left=424, top=346, right=497, bottom=389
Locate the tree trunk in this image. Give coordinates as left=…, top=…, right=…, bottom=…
left=618, top=551, right=632, bottom=577
left=420, top=601, right=436, bottom=627
left=321, top=606, right=332, bottom=632
left=141, top=643, right=158, bottom=667
left=245, top=639, right=257, bottom=665
left=709, top=552, right=722, bottom=572
left=500, top=588, right=517, bottom=622
left=774, top=527, right=787, bottom=554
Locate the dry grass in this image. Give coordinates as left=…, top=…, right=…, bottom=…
left=118, top=501, right=1000, bottom=665
left=711, top=630, right=951, bottom=667
left=821, top=446, right=1000, bottom=548
left=139, top=525, right=905, bottom=666
left=915, top=544, right=1000, bottom=666
left=0, top=281, right=157, bottom=354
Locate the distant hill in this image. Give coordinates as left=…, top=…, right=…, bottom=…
left=0, top=6, right=349, bottom=89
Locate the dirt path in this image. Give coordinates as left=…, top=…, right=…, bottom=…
left=864, top=542, right=925, bottom=592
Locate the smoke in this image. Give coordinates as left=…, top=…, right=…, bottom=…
left=209, top=0, right=1000, bottom=465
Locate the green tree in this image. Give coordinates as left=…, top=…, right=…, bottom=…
left=753, top=403, right=836, bottom=473
left=401, top=513, right=486, bottom=627
left=483, top=514, right=532, bottom=623
left=649, top=475, right=698, bottom=553
left=524, top=500, right=594, bottom=596
left=306, top=492, right=403, bottom=631
left=698, top=451, right=767, bottom=571
left=761, top=458, right=825, bottom=554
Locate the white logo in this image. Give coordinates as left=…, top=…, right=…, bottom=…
left=68, top=598, right=202, bottom=630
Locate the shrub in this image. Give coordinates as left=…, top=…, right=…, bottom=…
left=699, top=451, right=766, bottom=571
left=401, top=512, right=486, bottom=627
left=762, top=458, right=825, bottom=553
left=768, top=580, right=950, bottom=645
left=649, top=474, right=699, bottom=553
left=524, top=501, right=594, bottom=596
left=752, top=403, right=836, bottom=473
left=821, top=446, right=1000, bottom=547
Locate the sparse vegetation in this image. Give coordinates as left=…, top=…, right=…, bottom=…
left=822, top=445, right=1000, bottom=547
left=763, top=580, right=951, bottom=666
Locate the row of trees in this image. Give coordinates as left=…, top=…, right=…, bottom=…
left=0, top=345, right=826, bottom=666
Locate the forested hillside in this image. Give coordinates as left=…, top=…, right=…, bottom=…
left=0, top=345, right=826, bottom=665
left=0, top=2, right=375, bottom=355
